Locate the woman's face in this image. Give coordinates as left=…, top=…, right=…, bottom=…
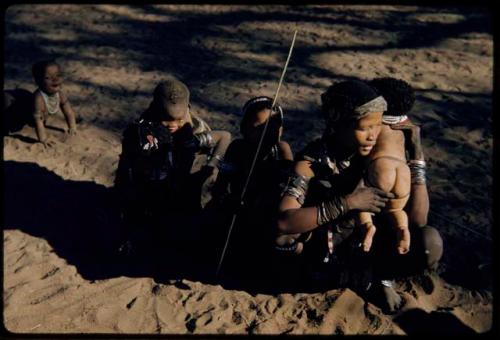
left=335, top=111, right=383, bottom=156
left=40, top=64, right=63, bottom=94
left=353, top=111, right=383, bottom=156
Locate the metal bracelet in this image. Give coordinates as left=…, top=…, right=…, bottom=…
left=408, top=159, right=426, bottom=167
left=380, top=279, right=394, bottom=288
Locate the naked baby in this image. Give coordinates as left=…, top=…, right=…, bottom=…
left=359, top=78, right=417, bottom=255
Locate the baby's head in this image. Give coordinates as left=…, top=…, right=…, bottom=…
left=369, top=77, right=415, bottom=117
left=32, top=59, right=62, bottom=95
left=240, top=96, right=283, bottom=146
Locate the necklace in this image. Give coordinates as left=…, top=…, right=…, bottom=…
left=40, top=90, right=60, bottom=115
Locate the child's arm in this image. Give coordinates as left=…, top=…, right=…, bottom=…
left=33, top=93, right=49, bottom=145
left=278, top=141, right=293, bottom=161
left=59, top=90, right=77, bottom=135
left=210, top=140, right=237, bottom=204
left=205, top=130, right=231, bottom=168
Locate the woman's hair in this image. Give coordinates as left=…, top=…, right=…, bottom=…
left=321, top=80, right=379, bottom=131
left=32, top=59, right=60, bottom=85
left=240, top=96, right=283, bottom=135
left=369, top=77, right=415, bottom=116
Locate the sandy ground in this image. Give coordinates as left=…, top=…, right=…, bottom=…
left=3, top=4, right=494, bottom=335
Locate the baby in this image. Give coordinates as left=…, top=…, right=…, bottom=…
left=359, top=77, right=416, bottom=255
left=32, top=59, right=78, bottom=147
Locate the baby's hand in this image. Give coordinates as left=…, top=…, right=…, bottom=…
left=40, top=138, right=56, bottom=149
left=67, top=127, right=78, bottom=136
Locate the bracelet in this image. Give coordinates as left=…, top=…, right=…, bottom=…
left=380, top=279, right=394, bottom=288
left=408, top=159, right=426, bottom=167
left=408, top=160, right=426, bottom=184
left=317, top=196, right=347, bottom=226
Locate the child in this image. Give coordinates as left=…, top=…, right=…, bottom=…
left=210, top=96, right=294, bottom=276
left=211, top=96, right=293, bottom=211
left=358, top=77, right=416, bottom=254
left=114, top=77, right=231, bottom=252
left=32, top=59, right=78, bottom=147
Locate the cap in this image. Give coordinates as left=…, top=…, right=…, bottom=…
left=153, top=78, right=190, bottom=120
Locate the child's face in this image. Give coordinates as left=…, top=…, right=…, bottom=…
left=39, top=64, right=63, bottom=94
left=244, top=108, right=282, bottom=136
left=160, top=116, right=186, bottom=133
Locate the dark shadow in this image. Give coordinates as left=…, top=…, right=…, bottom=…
left=394, top=308, right=477, bottom=335
left=45, top=125, right=66, bottom=133
left=4, top=5, right=492, bottom=138
left=7, top=133, right=38, bottom=144
left=3, top=88, right=33, bottom=135
left=2, top=160, right=298, bottom=294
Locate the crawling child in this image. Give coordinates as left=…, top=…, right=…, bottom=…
left=359, top=77, right=416, bottom=254
left=32, top=59, right=78, bottom=147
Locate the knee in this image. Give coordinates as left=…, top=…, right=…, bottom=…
left=419, top=226, right=443, bottom=270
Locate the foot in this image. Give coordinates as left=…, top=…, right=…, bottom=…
left=362, top=223, right=376, bottom=252
left=396, top=228, right=411, bottom=254
left=380, top=280, right=405, bottom=313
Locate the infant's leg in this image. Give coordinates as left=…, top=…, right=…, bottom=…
left=359, top=212, right=376, bottom=252
left=387, top=206, right=410, bottom=254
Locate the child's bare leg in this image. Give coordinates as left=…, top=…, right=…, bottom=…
left=388, top=208, right=410, bottom=254
left=359, top=211, right=376, bottom=252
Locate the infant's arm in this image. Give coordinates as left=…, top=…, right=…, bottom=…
left=59, top=90, right=77, bottom=133
left=33, top=92, right=48, bottom=143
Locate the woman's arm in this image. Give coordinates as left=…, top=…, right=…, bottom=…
left=59, top=91, right=77, bottom=134
left=278, top=160, right=394, bottom=235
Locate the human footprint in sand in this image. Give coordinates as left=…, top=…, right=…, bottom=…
left=31, top=59, right=78, bottom=148
left=358, top=78, right=414, bottom=255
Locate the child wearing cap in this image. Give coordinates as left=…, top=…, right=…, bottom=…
left=114, top=77, right=231, bottom=252
left=31, top=59, right=78, bottom=147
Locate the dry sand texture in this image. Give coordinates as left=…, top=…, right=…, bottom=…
left=3, top=4, right=493, bottom=335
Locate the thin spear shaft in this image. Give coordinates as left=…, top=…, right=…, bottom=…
left=215, top=30, right=298, bottom=278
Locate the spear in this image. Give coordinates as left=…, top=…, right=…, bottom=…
left=215, top=30, right=298, bottom=278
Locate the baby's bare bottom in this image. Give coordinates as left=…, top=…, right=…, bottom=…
left=360, top=157, right=411, bottom=254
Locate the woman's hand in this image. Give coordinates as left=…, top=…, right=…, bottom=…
left=345, top=180, right=394, bottom=213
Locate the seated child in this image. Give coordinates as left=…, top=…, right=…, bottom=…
left=359, top=77, right=416, bottom=254
left=114, top=77, right=231, bottom=251
left=212, top=96, right=293, bottom=210
left=31, top=59, right=78, bottom=147
left=210, top=96, right=294, bottom=261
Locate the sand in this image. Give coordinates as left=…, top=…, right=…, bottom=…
left=3, top=4, right=493, bottom=335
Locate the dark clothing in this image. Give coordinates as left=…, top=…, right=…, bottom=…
left=3, top=89, right=34, bottom=135
left=114, top=119, right=212, bottom=241
left=211, top=139, right=293, bottom=278
left=292, top=138, right=371, bottom=290
left=218, top=139, right=292, bottom=215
